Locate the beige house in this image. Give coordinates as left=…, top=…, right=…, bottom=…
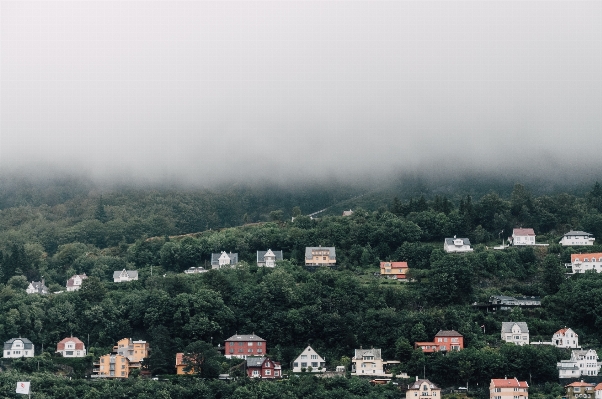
left=490, top=377, right=528, bottom=399
left=92, top=353, right=131, bottom=378
left=305, top=246, right=336, bottom=267
left=351, top=348, right=399, bottom=377
left=406, top=379, right=441, bottom=399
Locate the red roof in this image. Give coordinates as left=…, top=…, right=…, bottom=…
left=594, top=383, right=602, bottom=391
left=513, top=228, right=535, bottom=236
left=491, top=378, right=528, bottom=388
left=566, top=381, right=595, bottom=388
left=56, top=337, right=85, bottom=351
left=554, top=328, right=578, bottom=336
left=571, top=253, right=602, bottom=262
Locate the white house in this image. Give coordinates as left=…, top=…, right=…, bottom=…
left=26, top=280, right=48, bottom=295
left=552, top=328, right=579, bottom=349
left=595, top=383, right=602, bottom=399
left=184, top=267, right=208, bottom=274
left=559, top=231, right=595, bottom=246
left=557, top=349, right=600, bottom=378
left=501, top=322, right=529, bottom=345
left=444, top=237, right=473, bottom=253
left=257, top=249, right=283, bottom=267
left=66, top=274, right=88, bottom=291
left=56, top=336, right=86, bottom=357
left=113, top=269, right=138, bottom=283
left=511, top=228, right=536, bottom=246
left=211, top=252, right=238, bottom=269
left=292, top=346, right=326, bottom=373
left=351, top=348, right=400, bottom=377
left=3, top=338, right=34, bottom=358
left=567, top=253, right=602, bottom=274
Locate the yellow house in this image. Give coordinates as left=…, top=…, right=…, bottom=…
left=175, top=352, right=194, bottom=375
left=406, top=379, right=441, bottom=399
left=490, top=377, right=529, bottom=399
left=305, top=247, right=336, bottom=267
left=92, top=353, right=130, bottom=378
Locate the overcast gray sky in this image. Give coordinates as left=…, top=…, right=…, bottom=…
left=1, top=1, right=601, bottom=185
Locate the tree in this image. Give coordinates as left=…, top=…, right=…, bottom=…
left=292, top=207, right=302, bottom=217
left=183, top=340, right=222, bottom=378
left=94, top=196, right=108, bottom=223
left=542, top=255, right=565, bottom=294
left=78, top=276, right=107, bottom=303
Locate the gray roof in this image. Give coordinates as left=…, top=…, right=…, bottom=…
left=501, top=322, right=529, bottom=333
left=246, top=356, right=266, bottom=367
left=408, top=379, right=440, bottom=390
left=444, top=238, right=471, bottom=245
left=564, top=231, right=592, bottom=236
left=113, top=270, right=138, bottom=279
left=257, top=250, right=284, bottom=262
left=435, top=330, right=463, bottom=337
left=225, top=334, right=265, bottom=342
left=28, top=281, right=48, bottom=294
left=354, top=348, right=382, bottom=360
left=305, top=247, right=336, bottom=260
left=4, top=338, right=34, bottom=350
left=211, top=252, right=238, bottom=266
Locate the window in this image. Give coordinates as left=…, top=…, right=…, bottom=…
left=293, top=362, right=298, bottom=367
left=311, top=355, right=318, bottom=359
left=121, top=372, right=125, bottom=376
left=257, top=349, right=262, bottom=353
left=301, top=355, right=307, bottom=359
left=265, top=370, right=271, bottom=375
left=229, top=349, right=234, bottom=353
left=312, top=362, right=318, bottom=367
left=252, top=370, right=259, bottom=376
left=275, top=371, right=280, bottom=376
left=230, top=342, right=234, bottom=346
left=248, top=342, right=253, bottom=346
left=301, top=362, right=307, bottom=367
left=238, top=342, right=243, bottom=346
left=495, top=388, right=501, bottom=392
left=238, top=349, right=243, bottom=353
left=574, top=388, right=581, bottom=392
left=257, top=342, right=262, bottom=346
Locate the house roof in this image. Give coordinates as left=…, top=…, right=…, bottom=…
left=554, top=328, right=577, bottom=336
left=305, top=247, right=336, bottom=260
left=434, top=330, right=463, bottom=337
left=408, top=379, right=440, bottom=390
left=246, top=356, right=266, bottom=367
left=444, top=238, right=471, bottom=245
left=4, top=338, right=34, bottom=350
left=294, top=346, right=324, bottom=361
left=572, top=349, right=598, bottom=359
left=66, top=274, right=87, bottom=287
left=28, top=281, right=48, bottom=293
left=380, top=261, right=408, bottom=269
left=501, top=322, right=529, bottom=333
left=513, top=228, right=535, bottom=236
left=594, top=383, right=602, bottom=391
left=566, top=381, right=595, bottom=388
left=211, top=252, right=238, bottom=264
left=257, top=250, right=284, bottom=262
left=571, top=253, right=602, bottom=262
left=57, top=336, right=85, bottom=350
left=491, top=378, right=528, bottom=388
left=354, top=348, right=382, bottom=360
left=225, top=334, right=266, bottom=342
left=113, top=269, right=138, bottom=279
left=564, top=231, right=593, bottom=237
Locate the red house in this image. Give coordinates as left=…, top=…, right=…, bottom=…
left=415, top=330, right=464, bottom=353
left=246, top=356, right=281, bottom=379
left=224, top=333, right=266, bottom=359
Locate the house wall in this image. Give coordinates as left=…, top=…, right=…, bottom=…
left=305, top=249, right=336, bottom=266
left=406, top=383, right=441, bottom=399
left=3, top=340, right=34, bottom=358
left=351, top=359, right=385, bottom=376
left=513, top=235, right=536, bottom=245
left=96, top=354, right=130, bottom=378
left=560, top=235, right=595, bottom=246
left=225, top=340, right=266, bottom=359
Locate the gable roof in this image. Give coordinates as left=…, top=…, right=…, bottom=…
left=353, top=348, right=382, bottom=360
left=571, top=253, right=602, bottom=262
left=435, top=330, right=462, bottom=337
left=566, top=381, right=595, bottom=388
left=4, top=338, right=34, bottom=350
left=66, top=274, right=87, bottom=287
left=211, top=252, right=238, bottom=265
left=444, top=238, right=471, bottom=245
left=257, top=250, right=284, bottom=262
left=246, top=356, right=267, bottom=368
left=305, top=247, right=336, bottom=260
left=408, top=379, right=440, bottom=390
left=594, top=383, right=602, bottom=391
left=57, top=336, right=85, bottom=350
left=554, top=328, right=577, bottom=336
left=491, top=378, right=528, bottom=388
left=564, top=231, right=593, bottom=237
left=513, top=228, right=535, bottom=236
left=28, top=281, right=48, bottom=294
left=294, top=346, right=324, bottom=361
left=113, top=269, right=138, bottom=279
left=501, top=322, right=529, bottom=333
left=225, top=334, right=265, bottom=342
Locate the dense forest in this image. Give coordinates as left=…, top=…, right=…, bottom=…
left=2, top=176, right=602, bottom=398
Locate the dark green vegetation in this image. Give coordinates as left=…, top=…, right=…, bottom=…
left=2, top=177, right=602, bottom=398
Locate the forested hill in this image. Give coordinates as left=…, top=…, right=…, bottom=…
left=2, top=178, right=602, bottom=398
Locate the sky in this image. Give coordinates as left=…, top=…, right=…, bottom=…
left=1, top=1, right=601, bottom=186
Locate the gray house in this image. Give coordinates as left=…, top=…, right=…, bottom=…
left=26, top=280, right=48, bottom=295
left=501, top=322, right=530, bottom=345
left=3, top=338, right=35, bottom=358
left=211, top=252, right=239, bottom=269
left=257, top=250, right=283, bottom=267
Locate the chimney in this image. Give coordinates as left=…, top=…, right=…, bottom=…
left=416, top=376, right=419, bottom=381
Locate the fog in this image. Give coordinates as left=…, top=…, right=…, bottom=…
left=1, top=1, right=601, bottom=186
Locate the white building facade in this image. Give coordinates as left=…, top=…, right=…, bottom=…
left=3, top=338, right=34, bottom=358
left=113, top=269, right=138, bottom=282
left=66, top=274, right=88, bottom=291
left=501, top=322, right=529, bottom=345
left=292, top=346, right=326, bottom=372
left=552, top=328, right=579, bottom=349
left=557, top=349, right=600, bottom=378
left=567, top=253, right=602, bottom=274
left=512, top=228, right=536, bottom=245
left=559, top=231, right=595, bottom=246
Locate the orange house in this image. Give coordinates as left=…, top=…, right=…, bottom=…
left=92, top=353, right=130, bottom=378
left=380, top=262, right=409, bottom=280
